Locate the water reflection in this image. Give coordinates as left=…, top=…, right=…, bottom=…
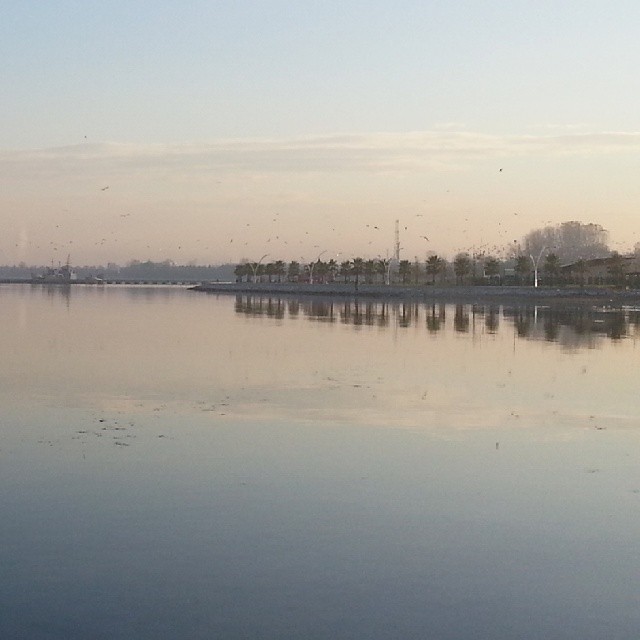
left=234, top=295, right=286, bottom=319
left=426, top=303, right=446, bottom=332
left=234, top=295, right=639, bottom=346
left=30, top=283, right=72, bottom=308
left=3, top=285, right=640, bottom=640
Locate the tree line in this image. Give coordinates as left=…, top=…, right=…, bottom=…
left=235, top=221, right=636, bottom=287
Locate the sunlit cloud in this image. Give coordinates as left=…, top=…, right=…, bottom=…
left=2, top=130, right=640, bottom=178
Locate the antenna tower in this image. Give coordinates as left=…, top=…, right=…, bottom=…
left=394, top=219, right=400, bottom=262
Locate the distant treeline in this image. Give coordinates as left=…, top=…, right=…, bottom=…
left=0, top=260, right=236, bottom=282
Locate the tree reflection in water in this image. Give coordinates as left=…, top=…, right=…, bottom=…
left=426, top=303, right=445, bottom=332
left=233, top=295, right=640, bottom=347
left=454, top=305, right=469, bottom=333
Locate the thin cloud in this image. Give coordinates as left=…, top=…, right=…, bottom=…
left=2, top=131, right=640, bottom=178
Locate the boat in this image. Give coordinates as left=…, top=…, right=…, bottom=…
left=31, top=256, right=103, bottom=285
left=31, top=262, right=78, bottom=284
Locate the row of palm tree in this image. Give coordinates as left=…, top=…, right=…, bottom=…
left=236, top=255, right=449, bottom=285
left=451, top=252, right=563, bottom=285
left=235, top=251, right=632, bottom=287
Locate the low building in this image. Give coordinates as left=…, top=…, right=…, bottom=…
left=560, top=254, right=640, bottom=286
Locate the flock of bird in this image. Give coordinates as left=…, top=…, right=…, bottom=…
left=21, top=165, right=632, bottom=264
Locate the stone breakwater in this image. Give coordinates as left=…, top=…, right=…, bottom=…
left=191, top=282, right=640, bottom=304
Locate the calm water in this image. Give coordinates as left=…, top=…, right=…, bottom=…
left=1, top=285, right=639, bottom=639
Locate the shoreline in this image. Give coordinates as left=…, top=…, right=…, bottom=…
left=191, top=282, right=640, bottom=305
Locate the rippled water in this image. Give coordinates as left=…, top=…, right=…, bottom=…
left=1, top=285, right=639, bottom=639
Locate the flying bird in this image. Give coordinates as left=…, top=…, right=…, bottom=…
left=421, top=236, right=429, bottom=241
left=101, top=186, right=109, bottom=191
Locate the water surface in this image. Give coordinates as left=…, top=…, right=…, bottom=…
left=1, top=285, right=639, bottom=639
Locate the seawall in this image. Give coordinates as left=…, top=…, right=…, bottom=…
left=191, top=282, right=640, bottom=305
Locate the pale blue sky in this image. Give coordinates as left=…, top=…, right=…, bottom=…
left=2, top=1, right=639, bottom=264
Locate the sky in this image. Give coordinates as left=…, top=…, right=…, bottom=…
left=2, top=0, right=640, bottom=266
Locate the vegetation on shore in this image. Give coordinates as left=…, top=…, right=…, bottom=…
left=231, top=221, right=639, bottom=288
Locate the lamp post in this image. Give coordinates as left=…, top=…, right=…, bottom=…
left=530, top=247, right=546, bottom=288
left=308, top=250, right=327, bottom=285
left=378, top=254, right=395, bottom=286
left=250, top=253, right=269, bottom=283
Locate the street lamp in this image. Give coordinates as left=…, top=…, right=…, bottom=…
left=378, top=253, right=395, bottom=286
left=250, top=253, right=269, bottom=283
left=530, top=247, right=547, bottom=288
left=308, top=250, right=327, bottom=285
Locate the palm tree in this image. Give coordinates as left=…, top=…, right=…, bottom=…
left=412, top=258, right=422, bottom=285
left=327, top=259, right=339, bottom=283
left=315, top=259, right=329, bottom=283
left=273, top=260, right=286, bottom=283
left=398, top=260, right=411, bottom=284
left=234, top=263, right=249, bottom=282
left=543, top=253, right=561, bottom=285
left=287, top=261, right=300, bottom=282
left=364, top=259, right=377, bottom=284
left=425, top=255, right=445, bottom=285
left=484, top=257, right=501, bottom=283
left=339, top=260, right=352, bottom=283
left=351, top=258, right=364, bottom=289
left=377, top=258, right=390, bottom=285
left=453, top=253, right=471, bottom=285
left=515, top=255, right=530, bottom=285
left=264, top=262, right=276, bottom=283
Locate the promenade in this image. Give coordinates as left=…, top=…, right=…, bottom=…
left=192, top=281, right=640, bottom=305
